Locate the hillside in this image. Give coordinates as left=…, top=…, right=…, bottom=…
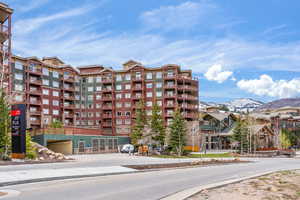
left=256, top=98, right=300, bottom=111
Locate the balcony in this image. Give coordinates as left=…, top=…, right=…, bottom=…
left=133, top=86, right=143, bottom=91
left=165, top=93, right=175, bottom=99
left=28, top=67, right=42, bottom=75
left=29, top=89, right=42, bottom=96
left=64, top=113, right=74, bottom=118
left=63, top=95, right=75, bottom=101
left=165, top=103, right=175, bottom=108
left=30, top=120, right=41, bottom=125
left=164, top=74, right=176, bottom=80
left=29, top=110, right=41, bottom=115
left=64, top=104, right=75, bottom=110
left=102, top=105, right=113, bottom=110
left=29, top=78, right=42, bottom=85
left=182, top=113, right=198, bottom=119
left=0, top=24, right=8, bottom=43
left=29, top=100, right=41, bottom=105
left=102, top=122, right=112, bottom=127
left=101, top=96, right=112, bottom=101
left=177, top=85, right=198, bottom=92
left=63, top=86, right=75, bottom=92
left=102, top=113, right=112, bottom=118
left=180, top=104, right=198, bottom=110
left=165, top=112, right=174, bottom=117
left=132, top=95, right=142, bottom=100
left=164, top=84, right=176, bottom=89
left=102, top=87, right=112, bottom=92
left=102, top=78, right=113, bottom=83
left=132, top=76, right=143, bottom=82
left=63, top=75, right=75, bottom=83
left=178, top=94, right=198, bottom=101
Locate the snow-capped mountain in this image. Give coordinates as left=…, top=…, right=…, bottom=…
left=200, top=98, right=265, bottom=113
left=224, top=98, right=264, bottom=113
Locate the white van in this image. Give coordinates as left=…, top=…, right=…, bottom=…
left=121, top=144, right=134, bottom=153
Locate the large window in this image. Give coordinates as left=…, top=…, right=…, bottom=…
left=125, top=74, right=131, bottom=81
left=146, top=72, right=152, bottom=79
left=156, top=72, right=162, bottom=79
left=15, top=73, right=23, bottom=80
left=42, top=89, right=49, bottom=95
left=156, top=82, right=162, bottom=88
left=116, top=75, right=122, bottom=81
left=43, top=99, right=49, bottom=105
left=15, top=62, right=23, bottom=70
left=42, top=68, right=49, bottom=76
left=53, top=100, right=59, bottom=106
left=116, top=84, right=122, bottom=90
left=15, top=84, right=23, bottom=91
left=88, top=77, right=93, bottom=83
left=53, top=110, right=59, bottom=115
left=43, top=108, right=49, bottom=114
left=53, top=91, right=59, bottom=97
left=42, top=79, right=49, bottom=86
left=146, top=92, right=152, bottom=98
left=88, top=87, right=93, bottom=92
left=53, top=71, right=59, bottom=78
left=53, top=81, right=59, bottom=88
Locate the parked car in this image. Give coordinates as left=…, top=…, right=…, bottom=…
left=121, top=144, right=135, bottom=153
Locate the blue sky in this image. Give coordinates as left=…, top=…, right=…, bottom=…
left=5, top=0, right=300, bottom=103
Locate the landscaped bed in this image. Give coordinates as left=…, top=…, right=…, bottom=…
left=152, top=153, right=233, bottom=159
left=188, top=170, right=300, bottom=200
left=124, top=158, right=247, bottom=170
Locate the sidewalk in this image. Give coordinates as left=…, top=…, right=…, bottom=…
left=0, top=166, right=137, bottom=186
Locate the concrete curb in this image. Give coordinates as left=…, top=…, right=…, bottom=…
left=161, top=170, right=281, bottom=200
left=0, top=170, right=140, bottom=187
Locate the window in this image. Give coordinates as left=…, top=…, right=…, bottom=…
left=157, top=100, right=162, bottom=106
left=96, top=103, right=101, bottom=108
left=42, top=68, right=49, bottom=76
left=88, top=95, right=93, bottom=101
left=156, top=82, right=162, bottom=88
left=125, top=74, right=131, bottom=81
left=96, top=94, right=101, bottom=100
left=146, top=110, right=152, bottom=116
left=15, top=84, right=23, bottom=91
left=96, top=76, right=101, bottom=83
left=125, top=102, right=131, bottom=108
left=15, top=94, right=23, bottom=101
left=167, top=70, right=174, bottom=76
left=15, top=62, right=23, bottom=70
left=75, top=95, right=80, bottom=100
left=125, top=119, right=131, bottom=125
left=125, top=93, right=131, bottom=99
left=156, top=91, right=162, bottom=97
left=146, top=83, right=152, bottom=88
left=116, top=102, right=122, bottom=108
left=116, top=93, right=122, bottom=99
left=53, top=91, right=59, bottom=97
left=156, top=72, right=162, bottom=79
left=96, top=86, right=102, bottom=91
left=88, top=87, right=93, bottom=92
left=88, top=120, right=94, bottom=125
left=42, top=89, right=49, bottom=95
left=146, top=92, right=152, bottom=98
left=53, top=100, right=59, bottom=106
left=43, top=109, right=49, bottom=114
left=53, top=81, right=59, bottom=88
left=96, top=112, right=101, bottom=117
left=53, top=71, right=59, bottom=78
left=53, top=110, right=59, bottom=115
left=146, top=72, right=152, bottom=79
left=15, top=73, right=23, bottom=80
left=146, top=101, right=152, bottom=107
left=88, top=112, right=94, bottom=117
left=116, top=119, right=122, bottom=125
left=135, top=72, right=141, bottom=79
left=116, top=84, right=122, bottom=90
left=43, top=99, right=49, bottom=105
left=125, top=111, right=131, bottom=116
left=125, top=84, right=131, bottom=90
left=88, top=77, right=93, bottom=83
left=116, top=75, right=122, bottom=81
left=88, top=104, right=93, bottom=109
left=42, top=79, right=49, bottom=86
left=117, top=111, right=122, bottom=116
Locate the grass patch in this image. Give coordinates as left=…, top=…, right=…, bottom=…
left=153, top=153, right=233, bottom=159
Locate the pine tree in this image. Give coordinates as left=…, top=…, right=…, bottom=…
left=0, top=89, right=11, bottom=159
left=150, top=102, right=165, bottom=147
left=231, top=119, right=249, bottom=153
left=131, top=100, right=147, bottom=145
left=169, top=109, right=187, bottom=156
left=26, top=131, right=37, bottom=159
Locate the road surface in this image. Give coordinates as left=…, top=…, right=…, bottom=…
left=1, top=158, right=300, bottom=200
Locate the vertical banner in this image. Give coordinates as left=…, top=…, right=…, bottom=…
left=11, top=104, right=26, bottom=159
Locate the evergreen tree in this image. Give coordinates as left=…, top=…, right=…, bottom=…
left=169, top=109, right=187, bottom=156
left=131, top=100, right=147, bottom=145
left=150, top=102, right=165, bottom=147
left=231, top=119, right=249, bottom=153
left=0, top=89, right=10, bottom=159
left=26, top=131, right=37, bottom=159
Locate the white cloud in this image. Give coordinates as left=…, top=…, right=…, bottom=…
left=14, top=5, right=94, bottom=35
left=204, top=64, right=233, bottom=83
left=140, top=1, right=216, bottom=31
left=237, top=75, right=300, bottom=98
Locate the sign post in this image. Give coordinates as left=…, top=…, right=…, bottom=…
left=11, top=104, right=26, bottom=159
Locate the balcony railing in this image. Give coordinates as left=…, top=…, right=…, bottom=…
left=102, top=105, right=112, bottom=110
left=29, top=78, right=42, bottom=85
left=29, top=89, right=42, bottom=95
left=102, top=122, right=112, bottom=127
left=177, top=85, right=197, bottom=91
left=64, top=104, right=75, bottom=109
left=63, top=76, right=75, bottom=82
left=102, top=113, right=112, bottom=118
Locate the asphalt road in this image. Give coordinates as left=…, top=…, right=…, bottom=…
left=1, top=158, right=300, bottom=200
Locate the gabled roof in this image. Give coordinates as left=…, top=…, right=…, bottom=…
left=248, top=124, right=274, bottom=136
left=42, top=56, right=65, bottom=65
left=123, top=60, right=142, bottom=66
left=203, top=112, right=235, bottom=122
